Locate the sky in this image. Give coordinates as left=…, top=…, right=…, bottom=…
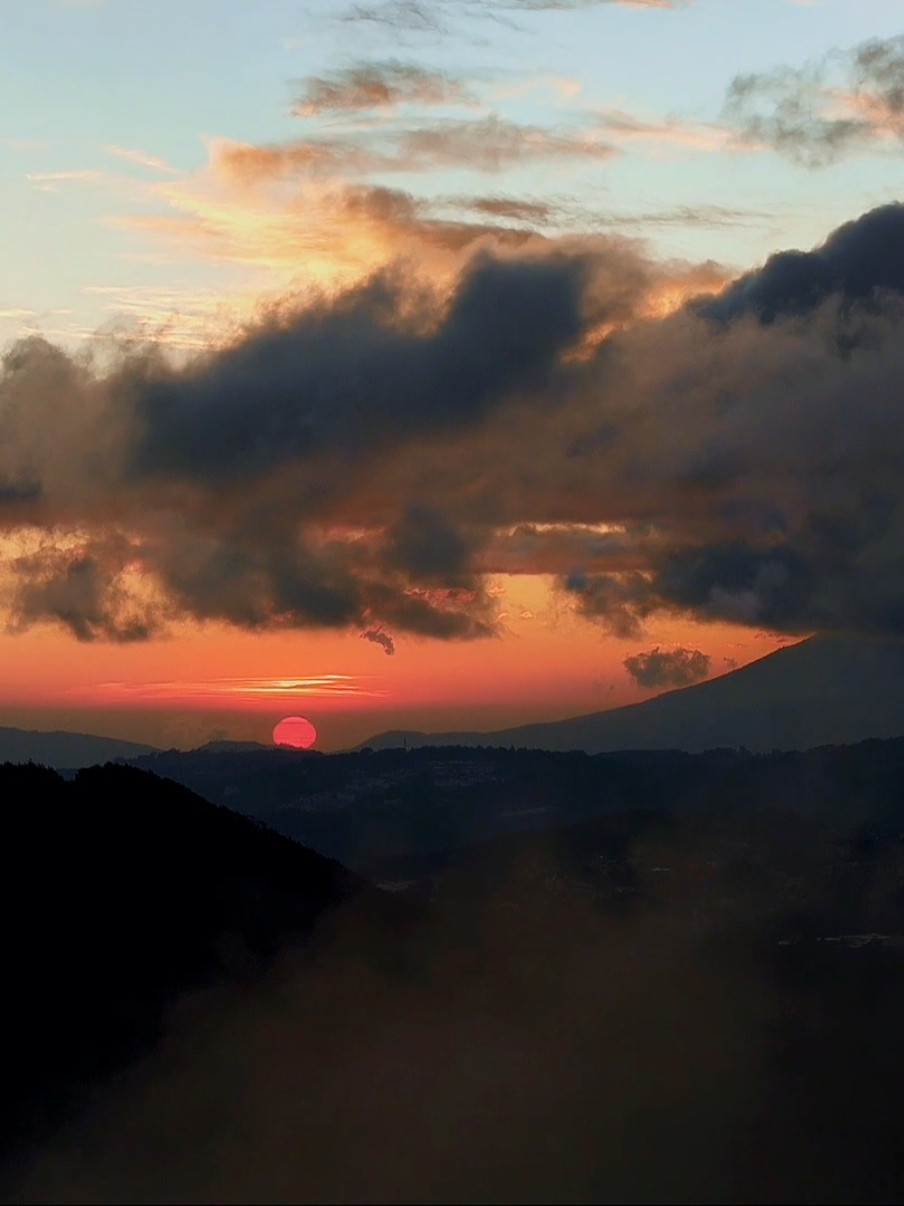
left=2, top=0, right=904, bottom=750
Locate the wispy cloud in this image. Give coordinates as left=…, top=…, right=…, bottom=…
left=104, top=145, right=177, bottom=174
left=80, top=284, right=259, bottom=349
left=342, top=1, right=445, bottom=34
left=73, top=676, right=389, bottom=703
left=207, top=115, right=613, bottom=185
left=26, top=170, right=101, bottom=183
left=598, top=203, right=773, bottom=229
left=341, top=0, right=685, bottom=35
left=2, top=138, right=48, bottom=151
left=591, top=109, right=736, bottom=153
left=452, top=193, right=770, bottom=231
left=724, top=35, right=904, bottom=166
left=114, top=127, right=611, bottom=293
left=397, top=115, right=614, bottom=170
left=293, top=61, right=475, bottom=115
left=458, top=195, right=558, bottom=223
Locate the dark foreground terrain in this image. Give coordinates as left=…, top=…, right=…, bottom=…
left=132, top=736, right=904, bottom=879
left=0, top=764, right=393, bottom=1175
left=6, top=742, right=904, bottom=1202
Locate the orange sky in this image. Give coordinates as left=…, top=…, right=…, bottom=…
left=0, top=574, right=793, bottom=750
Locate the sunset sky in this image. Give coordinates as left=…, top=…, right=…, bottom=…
left=2, top=0, right=904, bottom=750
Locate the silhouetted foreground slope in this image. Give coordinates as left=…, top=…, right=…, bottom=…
left=0, top=728, right=158, bottom=769
left=0, top=762, right=368, bottom=1160
left=15, top=737, right=904, bottom=1204
left=359, top=635, right=904, bottom=754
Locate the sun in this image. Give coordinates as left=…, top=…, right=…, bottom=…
left=272, top=716, right=317, bottom=750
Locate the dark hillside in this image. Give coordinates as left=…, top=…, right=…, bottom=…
left=0, top=728, right=157, bottom=769
left=0, top=763, right=370, bottom=1158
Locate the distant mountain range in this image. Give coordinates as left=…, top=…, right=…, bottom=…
left=358, top=635, right=904, bottom=754
left=0, top=727, right=159, bottom=769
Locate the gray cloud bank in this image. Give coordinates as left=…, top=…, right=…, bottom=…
left=4, top=203, right=904, bottom=646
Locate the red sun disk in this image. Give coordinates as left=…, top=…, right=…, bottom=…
left=272, top=716, right=317, bottom=749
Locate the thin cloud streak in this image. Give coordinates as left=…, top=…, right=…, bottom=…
left=26, top=170, right=101, bottom=183
left=590, top=109, right=735, bottom=153
left=72, top=676, right=389, bottom=703
left=104, top=145, right=177, bottom=174
left=206, top=117, right=614, bottom=184
left=340, top=0, right=685, bottom=35
left=292, top=61, right=475, bottom=115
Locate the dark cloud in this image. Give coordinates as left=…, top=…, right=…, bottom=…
left=562, top=494, right=904, bottom=642
left=562, top=292, right=904, bottom=636
left=151, top=534, right=363, bottom=631
left=724, top=35, right=904, bottom=167
left=623, top=646, right=710, bottom=689
left=134, top=253, right=588, bottom=480
left=563, top=570, right=657, bottom=639
left=381, top=504, right=472, bottom=580
left=653, top=543, right=815, bottom=630
left=0, top=244, right=627, bottom=646
left=292, top=61, right=473, bottom=115
left=7, top=204, right=904, bottom=647
left=361, top=626, right=396, bottom=654
left=8, top=538, right=159, bottom=643
left=699, top=203, right=904, bottom=323
left=0, top=480, right=41, bottom=507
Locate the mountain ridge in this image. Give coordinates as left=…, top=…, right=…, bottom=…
left=356, top=635, right=904, bottom=754
left=0, top=726, right=159, bottom=768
